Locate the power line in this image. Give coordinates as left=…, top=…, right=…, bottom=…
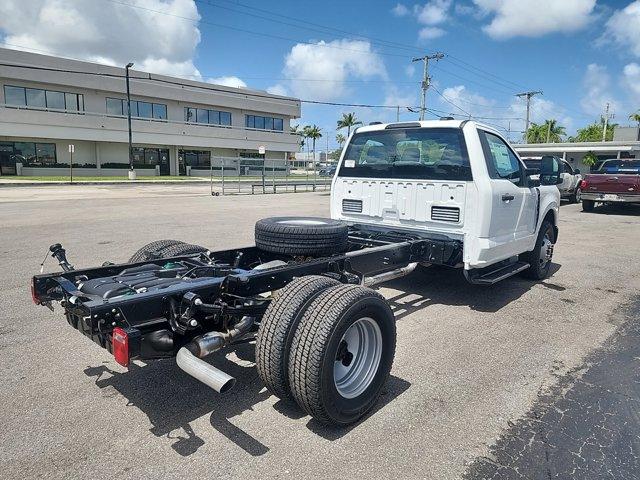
left=196, top=0, right=422, bottom=55
left=102, top=0, right=411, bottom=59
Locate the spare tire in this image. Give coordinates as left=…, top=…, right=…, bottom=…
left=255, top=217, right=348, bottom=256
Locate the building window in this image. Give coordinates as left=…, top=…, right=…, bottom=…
left=245, top=114, right=284, bottom=131
left=4, top=86, right=26, bottom=106
left=137, top=101, right=152, bottom=119
left=45, top=90, right=65, bottom=110
left=184, top=106, right=232, bottom=126
left=106, top=97, right=123, bottom=115
left=105, top=98, right=167, bottom=120
left=152, top=103, right=167, bottom=120
left=4, top=141, right=57, bottom=167
left=220, top=111, right=231, bottom=125
left=179, top=149, right=211, bottom=167
left=4, top=85, right=84, bottom=112
left=26, top=88, right=46, bottom=108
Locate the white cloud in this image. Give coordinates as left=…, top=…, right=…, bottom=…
left=391, top=3, right=410, bottom=16
left=437, top=84, right=573, bottom=139
left=405, top=64, right=416, bottom=77
left=414, top=0, right=452, bottom=25
left=419, top=27, right=446, bottom=40
left=622, top=63, right=640, bottom=106
left=266, top=84, right=288, bottom=96
left=580, top=64, right=619, bottom=116
left=472, top=0, right=596, bottom=39
left=207, top=76, right=247, bottom=88
left=0, top=0, right=202, bottom=78
left=281, top=39, right=386, bottom=101
left=601, top=1, right=640, bottom=57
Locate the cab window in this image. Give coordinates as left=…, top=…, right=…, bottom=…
left=479, top=131, right=524, bottom=186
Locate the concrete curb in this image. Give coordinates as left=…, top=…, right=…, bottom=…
left=0, top=180, right=214, bottom=187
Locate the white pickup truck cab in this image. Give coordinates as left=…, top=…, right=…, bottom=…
left=331, top=119, right=562, bottom=283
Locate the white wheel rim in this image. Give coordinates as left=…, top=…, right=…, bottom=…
left=333, top=317, right=383, bottom=399
left=539, top=228, right=554, bottom=269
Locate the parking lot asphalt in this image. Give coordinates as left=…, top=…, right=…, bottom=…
left=1, top=185, right=639, bottom=480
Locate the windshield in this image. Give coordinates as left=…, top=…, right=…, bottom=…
left=596, top=160, right=640, bottom=174
left=339, top=127, right=472, bottom=181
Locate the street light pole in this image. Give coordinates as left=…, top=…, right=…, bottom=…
left=125, top=62, right=135, bottom=179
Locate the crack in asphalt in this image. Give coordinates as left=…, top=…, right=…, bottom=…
left=464, top=297, right=640, bottom=480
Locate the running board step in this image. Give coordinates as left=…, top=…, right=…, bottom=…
left=464, top=261, right=530, bottom=285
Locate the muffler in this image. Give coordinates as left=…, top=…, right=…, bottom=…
left=176, top=316, right=255, bottom=393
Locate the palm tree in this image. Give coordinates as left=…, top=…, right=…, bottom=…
left=526, top=120, right=565, bottom=143
left=337, top=112, right=362, bottom=137
left=290, top=124, right=305, bottom=151
left=304, top=125, right=323, bottom=157
left=629, top=111, right=640, bottom=127
left=336, top=133, right=346, bottom=148
left=542, top=119, right=565, bottom=143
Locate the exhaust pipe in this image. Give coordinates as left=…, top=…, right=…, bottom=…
left=176, top=348, right=236, bottom=393
left=363, top=262, right=418, bottom=287
left=176, top=316, right=255, bottom=393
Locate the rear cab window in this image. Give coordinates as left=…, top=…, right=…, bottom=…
left=338, top=127, right=472, bottom=181
left=597, top=160, right=640, bottom=174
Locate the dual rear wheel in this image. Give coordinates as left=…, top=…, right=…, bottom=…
left=256, top=276, right=396, bottom=426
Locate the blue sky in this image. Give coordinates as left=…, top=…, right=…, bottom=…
left=2, top=0, right=640, bottom=146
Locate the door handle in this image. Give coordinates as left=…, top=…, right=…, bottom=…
left=502, top=194, right=515, bottom=202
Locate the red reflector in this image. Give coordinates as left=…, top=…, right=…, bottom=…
left=112, top=327, right=130, bottom=367
left=581, top=179, right=588, bottom=189
left=31, top=279, right=41, bottom=305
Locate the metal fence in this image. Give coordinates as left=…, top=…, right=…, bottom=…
left=206, top=157, right=332, bottom=195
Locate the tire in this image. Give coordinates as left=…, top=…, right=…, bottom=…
left=256, top=275, right=341, bottom=401
left=128, top=240, right=185, bottom=262
left=520, top=220, right=555, bottom=280
left=288, top=284, right=396, bottom=425
left=570, top=187, right=582, bottom=204
left=158, top=242, right=208, bottom=258
left=582, top=199, right=595, bottom=212
left=255, top=217, right=348, bottom=256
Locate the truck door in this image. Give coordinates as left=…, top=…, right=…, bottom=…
left=479, top=130, right=537, bottom=260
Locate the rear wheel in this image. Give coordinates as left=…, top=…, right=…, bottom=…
left=129, top=240, right=185, bottom=262
left=255, top=217, right=348, bottom=256
left=582, top=199, right=595, bottom=212
left=128, top=240, right=207, bottom=262
left=570, top=187, right=582, bottom=204
left=520, top=220, right=555, bottom=280
left=288, top=284, right=396, bottom=425
left=256, top=275, right=341, bottom=401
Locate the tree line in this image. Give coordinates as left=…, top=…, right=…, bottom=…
left=290, top=110, right=640, bottom=154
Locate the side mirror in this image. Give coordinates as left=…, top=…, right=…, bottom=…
left=540, top=155, right=562, bottom=185
left=574, top=168, right=581, bottom=174
left=526, top=168, right=540, bottom=187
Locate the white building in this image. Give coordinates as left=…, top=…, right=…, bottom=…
left=0, top=48, right=301, bottom=177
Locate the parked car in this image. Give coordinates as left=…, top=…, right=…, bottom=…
left=580, top=159, right=640, bottom=212
left=318, top=165, right=336, bottom=176
left=522, top=156, right=583, bottom=203
left=32, top=120, right=562, bottom=426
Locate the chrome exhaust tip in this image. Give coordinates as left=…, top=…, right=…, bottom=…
left=176, top=347, right=236, bottom=394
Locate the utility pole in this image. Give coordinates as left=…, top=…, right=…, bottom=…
left=515, top=90, right=542, bottom=143
left=412, top=52, right=444, bottom=121
left=602, top=102, right=614, bottom=142
left=125, top=62, right=135, bottom=179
